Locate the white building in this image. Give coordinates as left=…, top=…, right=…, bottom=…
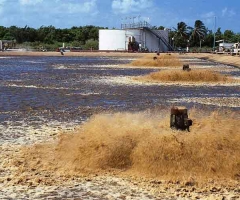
left=0, top=40, right=16, bottom=50
left=219, top=42, right=235, bottom=51
left=99, top=22, right=172, bottom=52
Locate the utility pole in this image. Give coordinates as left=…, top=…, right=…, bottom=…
left=213, top=16, right=216, bottom=50
left=133, top=16, right=136, bottom=24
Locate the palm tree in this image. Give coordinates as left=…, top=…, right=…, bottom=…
left=189, top=20, right=207, bottom=46
left=172, top=22, right=190, bottom=48
left=173, top=22, right=189, bottom=39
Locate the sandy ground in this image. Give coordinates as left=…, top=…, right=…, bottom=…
left=186, top=53, right=240, bottom=69
left=0, top=51, right=145, bottom=57
left=1, top=51, right=240, bottom=70
left=1, top=51, right=240, bottom=66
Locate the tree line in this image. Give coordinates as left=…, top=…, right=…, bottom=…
left=0, top=25, right=106, bottom=50
left=0, top=20, right=239, bottom=51
left=161, top=20, right=240, bottom=51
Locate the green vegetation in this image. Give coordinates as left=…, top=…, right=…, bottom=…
left=168, top=20, right=240, bottom=51
left=0, top=25, right=106, bottom=51
left=0, top=20, right=239, bottom=51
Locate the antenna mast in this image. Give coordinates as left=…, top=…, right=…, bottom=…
left=213, top=16, right=216, bottom=50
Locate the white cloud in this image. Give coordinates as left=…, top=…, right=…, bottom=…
left=222, top=7, right=227, bottom=17
left=201, top=11, right=215, bottom=19
left=222, top=7, right=236, bottom=17
left=0, top=0, right=99, bottom=28
left=19, top=0, right=43, bottom=5
left=201, top=11, right=216, bottom=25
left=112, top=0, right=153, bottom=14
left=0, top=0, right=6, bottom=4
left=0, top=0, right=6, bottom=15
left=57, top=0, right=98, bottom=15
left=228, top=10, right=236, bottom=17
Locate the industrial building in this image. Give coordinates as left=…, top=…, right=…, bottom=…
left=99, top=21, right=173, bottom=52
left=0, top=40, right=16, bottom=51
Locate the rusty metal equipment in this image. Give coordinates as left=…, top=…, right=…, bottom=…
left=170, top=106, right=192, bottom=131
left=183, top=64, right=191, bottom=71
left=60, top=50, right=64, bottom=55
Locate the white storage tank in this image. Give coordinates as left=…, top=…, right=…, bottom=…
left=99, top=29, right=170, bottom=52
left=99, top=30, right=126, bottom=51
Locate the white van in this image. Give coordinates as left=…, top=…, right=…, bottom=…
left=231, top=43, right=240, bottom=55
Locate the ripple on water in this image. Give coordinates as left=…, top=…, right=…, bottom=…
left=168, top=97, right=240, bottom=108
left=0, top=56, right=239, bottom=145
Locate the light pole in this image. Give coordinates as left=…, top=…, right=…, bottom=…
left=172, top=37, right=174, bottom=51
left=213, top=16, right=216, bottom=50
left=187, top=39, right=190, bottom=52
left=200, top=39, right=204, bottom=49
left=133, top=16, right=136, bottom=23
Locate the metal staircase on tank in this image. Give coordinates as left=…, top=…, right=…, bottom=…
left=121, top=21, right=174, bottom=51
left=143, top=27, right=174, bottom=51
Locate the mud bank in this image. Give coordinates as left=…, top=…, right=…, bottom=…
left=187, top=53, right=240, bottom=69
left=0, top=51, right=145, bottom=57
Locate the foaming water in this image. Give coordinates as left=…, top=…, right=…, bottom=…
left=0, top=57, right=14, bottom=59
left=169, top=97, right=240, bottom=108
left=19, top=110, right=240, bottom=182
left=0, top=55, right=240, bottom=148
left=5, top=83, right=81, bottom=90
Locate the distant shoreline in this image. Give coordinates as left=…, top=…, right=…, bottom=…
left=1, top=51, right=240, bottom=69
left=0, top=51, right=145, bottom=57
left=187, top=53, right=240, bottom=69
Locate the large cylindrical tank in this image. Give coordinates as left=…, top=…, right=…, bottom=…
left=99, top=30, right=126, bottom=51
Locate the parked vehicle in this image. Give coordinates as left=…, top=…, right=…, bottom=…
left=231, top=43, right=240, bottom=55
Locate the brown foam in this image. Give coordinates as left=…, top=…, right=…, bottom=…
left=130, top=54, right=182, bottom=67
left=135, top=69, right=233, bottom=83
left=19, top=110, right=240, bottom=183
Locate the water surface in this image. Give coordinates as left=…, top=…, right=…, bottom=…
left=0, top=56, right=239, bottom=145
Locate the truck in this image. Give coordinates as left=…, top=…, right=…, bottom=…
left=231, top=43, right=240, bottom=55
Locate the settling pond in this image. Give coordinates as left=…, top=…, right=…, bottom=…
left=0, top=56, right=239, bottom=145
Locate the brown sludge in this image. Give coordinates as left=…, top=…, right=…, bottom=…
left=130, top=54, right=182, bottom=67
left=136, top=69, right=233, bottom=83
left=17, top=110, right=240, bottom=185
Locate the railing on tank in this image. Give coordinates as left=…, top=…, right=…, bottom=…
left=121, top=21, right=152, bottom=29
left=120, top=20, right=173, bottom=51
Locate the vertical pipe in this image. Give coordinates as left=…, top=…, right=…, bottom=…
left=213, top=16, right=216, bottom=50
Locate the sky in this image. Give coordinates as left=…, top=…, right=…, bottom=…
left=0, top=0, right=239, bottom=32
